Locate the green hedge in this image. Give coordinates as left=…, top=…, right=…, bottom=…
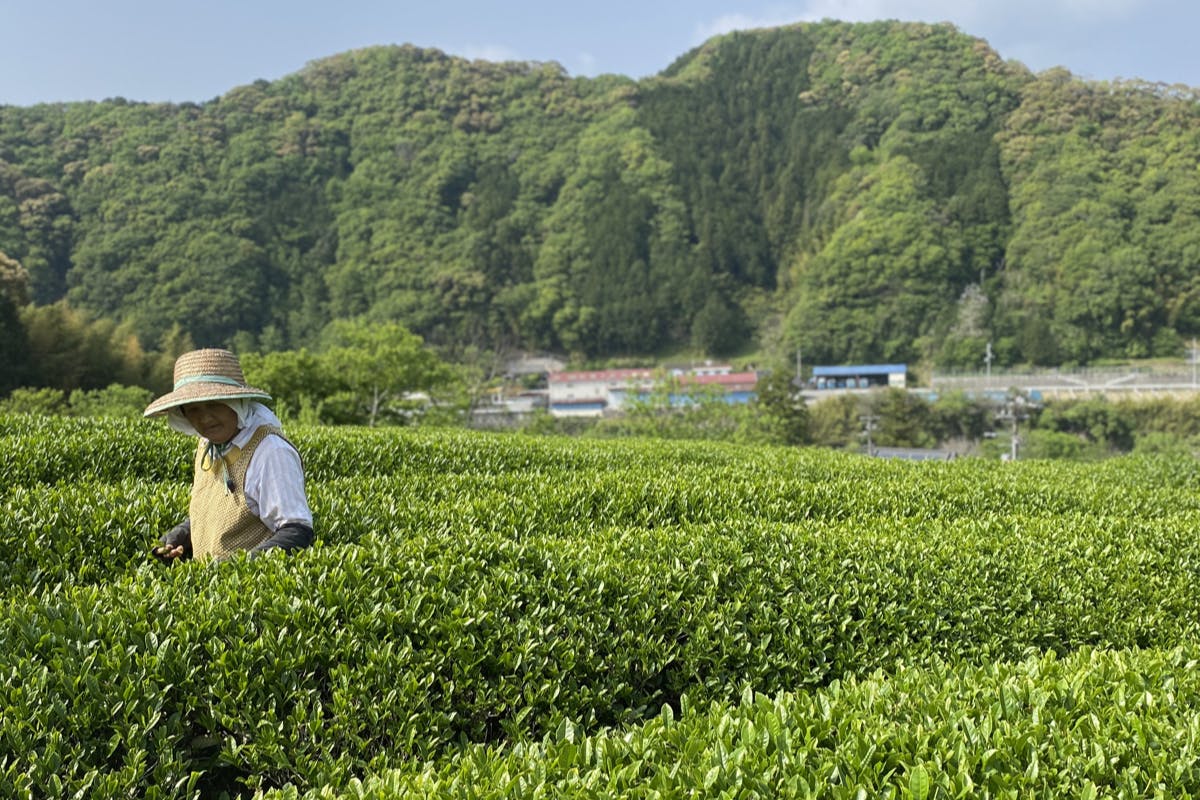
left=272, top=645, right=1200, bottom=799
left=4, top=417, right=1200, bottom=797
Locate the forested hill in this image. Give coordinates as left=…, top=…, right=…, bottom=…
left=2, top=19, right=1199, bottom=372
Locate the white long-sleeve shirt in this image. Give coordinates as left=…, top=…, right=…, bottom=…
left=236, top=430, right=313, bottom=531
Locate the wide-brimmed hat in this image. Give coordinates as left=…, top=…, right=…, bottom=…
left=143, top=348, right=271, bottom=417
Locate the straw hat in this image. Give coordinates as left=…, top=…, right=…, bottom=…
left=143, top=348, right=271, bottom=417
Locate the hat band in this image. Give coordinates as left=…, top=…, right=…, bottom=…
left=174, top=374, right=246, bottom=391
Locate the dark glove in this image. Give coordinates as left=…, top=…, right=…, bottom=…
left=248, top=522, right=315, bottom=558
left=152, top=518, right=193, bottom=563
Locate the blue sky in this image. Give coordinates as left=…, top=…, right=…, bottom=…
left=1, top=0, right=1195, bottom=106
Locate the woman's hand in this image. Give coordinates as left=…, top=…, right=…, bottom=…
left=153, top=544, right=186, bottom=562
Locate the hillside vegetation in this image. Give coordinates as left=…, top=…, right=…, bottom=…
left=2, top=20, right=1199, bottom=376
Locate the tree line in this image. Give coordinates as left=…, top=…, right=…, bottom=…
left=3, top=302, right=1196, bottom=460
left=2, top=20, right=1200, bottom=385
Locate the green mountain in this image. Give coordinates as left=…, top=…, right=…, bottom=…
left=2, top=19, right=1198, bottom=370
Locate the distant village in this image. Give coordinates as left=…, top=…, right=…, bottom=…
left=472, top=359, right=909, bottom=425
left=472, top=354, right=1200, bottom=428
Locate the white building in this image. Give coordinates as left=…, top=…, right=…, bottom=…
left=547, top=366, right=758, bottom=417
left=547, top=368, right=657, bottom=417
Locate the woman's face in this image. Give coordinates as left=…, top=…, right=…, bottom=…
left=180, top=401, right=239, bottom=444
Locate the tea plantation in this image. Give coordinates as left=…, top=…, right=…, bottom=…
left=4, top=414, right=1200, bottom=798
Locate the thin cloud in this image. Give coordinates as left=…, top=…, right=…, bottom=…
left=694, top=9, right=811, bottom=42
left=456, top=43, right=524, bottom=64
left=575, top=51, right=600, bottom=74
left=1058, top=0, right=1141, bottom=15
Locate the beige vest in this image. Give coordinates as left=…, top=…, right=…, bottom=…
left=190, top=425, right=281, bottom=560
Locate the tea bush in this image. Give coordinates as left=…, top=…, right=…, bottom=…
left=4, top=415, right=1200, bottom=797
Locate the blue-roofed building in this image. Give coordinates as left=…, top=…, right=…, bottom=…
left=810, top=364, right=907, bottom=391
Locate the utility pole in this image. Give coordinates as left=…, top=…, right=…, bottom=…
left=984, top=341, right=994, bottom=380
left=1009, top=412, right=1019, bottom=461
left=1192, top=338, right=1197, bottom=388
left=860, top=414, right=879, bottom=456
left=995, top=394, right=1030, bottom=461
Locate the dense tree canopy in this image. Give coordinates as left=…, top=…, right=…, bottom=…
left=1, top=20, right=1198, bottom=372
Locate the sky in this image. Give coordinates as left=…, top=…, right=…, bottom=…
left=0, top=0, right=1196, bottom=107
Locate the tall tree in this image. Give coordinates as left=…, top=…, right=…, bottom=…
left=319, top=319, right=456, bottom=426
